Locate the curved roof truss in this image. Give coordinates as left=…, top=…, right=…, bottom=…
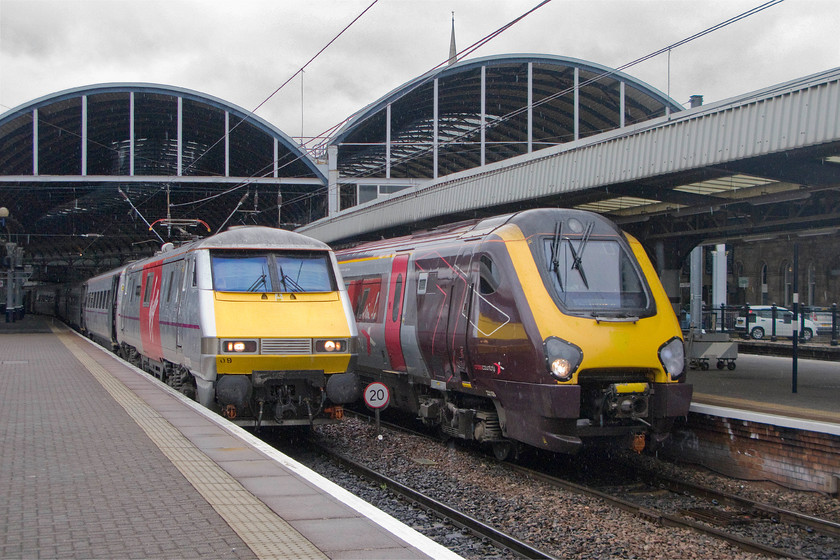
left=0, top=83, right=327, bottom=266
left=329, top=54, right=682, bottom=209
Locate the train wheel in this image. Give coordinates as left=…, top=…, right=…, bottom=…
left=727, top=361, right=736, bottom=370
left=716, top=360, right=725, bottom=370
left=492, top=441, right=512, bottom=461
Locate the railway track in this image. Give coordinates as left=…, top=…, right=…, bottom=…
left=631, top=469, right=840, bottom=540
left=310, top=440, right=557, bottom=559
left=504, top=463, right=807, bottom=559
left=342, top=409, right=839, bottom=558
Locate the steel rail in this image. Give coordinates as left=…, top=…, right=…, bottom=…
left=504, top=463, right=805, bottom=560
left=635, top=470, right=840, bottom=539
left=344, top=409, right=822, bottom=557
left=311, top=441, right=557, bottom=560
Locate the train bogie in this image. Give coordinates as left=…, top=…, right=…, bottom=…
left=339, top=209, right=692, bottom=456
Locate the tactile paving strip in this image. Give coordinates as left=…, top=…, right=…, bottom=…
left=53, top=328, right=327, bottom=560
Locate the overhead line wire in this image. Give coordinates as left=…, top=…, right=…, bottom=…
left=340, top=0, right=786, bottom=182
left=181, top=0, right=380, bottom=176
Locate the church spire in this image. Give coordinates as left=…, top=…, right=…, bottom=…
left=448, top=12, right=457, bottom=66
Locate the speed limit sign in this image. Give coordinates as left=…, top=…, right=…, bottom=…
left=364, top=382, right=390, bottom=410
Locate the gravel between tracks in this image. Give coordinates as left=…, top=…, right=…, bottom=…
left=296, top=416, right=831, bottom=559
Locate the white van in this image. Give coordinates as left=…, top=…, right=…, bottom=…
left=735, top=306, right=818, bottom=341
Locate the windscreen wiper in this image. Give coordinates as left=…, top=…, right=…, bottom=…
left=248, top=273, right=268, bottom=292
left=567, top=221, right=593, bottom=289
left=549, top=221, right=564, bottom=292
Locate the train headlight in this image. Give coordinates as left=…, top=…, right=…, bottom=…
left=315, top=339, right=348, bottom=353
left=544, top=337, right=583, bottom=382
left=220, top=339, right=258, bottom=354
left=658, top=337, right=685, bottom=379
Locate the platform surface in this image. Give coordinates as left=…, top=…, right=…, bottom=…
left=0, top=315, right=461, bottom=560
left=688, top=349, right=840, bottom=432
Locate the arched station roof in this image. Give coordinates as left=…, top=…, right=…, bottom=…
left=330, top=54, right=683, bottom=194
left=0, top=83, right=326, bottom=272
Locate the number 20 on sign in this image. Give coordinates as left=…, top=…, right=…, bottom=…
left=363, top=382, right=390, bottom=437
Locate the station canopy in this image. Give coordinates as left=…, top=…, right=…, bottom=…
left=328, top=54, right=682, bottom=210
left=0, top=83, right=326, bottom=277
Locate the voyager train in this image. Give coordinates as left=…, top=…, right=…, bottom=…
left=338, top=208, right=692, bottom=458
left=65, top=226, right=359, bottom=427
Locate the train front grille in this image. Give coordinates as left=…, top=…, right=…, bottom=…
left=260, top=338, right=312, bottom=354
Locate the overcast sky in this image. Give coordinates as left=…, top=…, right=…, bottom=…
left=1, top=0, right=838, bottom=142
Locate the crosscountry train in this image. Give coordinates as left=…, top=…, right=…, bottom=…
left=66, top=226, right=359, bottom=428
left=337, top=208, right=692, bottom=458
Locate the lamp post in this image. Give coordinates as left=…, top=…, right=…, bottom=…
left=1, top=207, right=12, bottom=321
left=0, top=207, right=29, bottom=322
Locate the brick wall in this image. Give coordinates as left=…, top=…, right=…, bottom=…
left=661, top=413, right=840, bottom=493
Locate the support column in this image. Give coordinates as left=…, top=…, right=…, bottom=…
left=433, top=78, right=439, bottom=179
left=327, top=145, right=339, bottom=216
left=527, top=62, right=533, bottom=153
left=690, top=246, right=703, bottom=331
left=480, top=66, right=486, bottom=167
left=82, top=96, right=88, bottom=176
left=129, top=92, right=135, bottom=176
left=655, top=240, right=681, bottom=316
left=385, top=104, right=391, bottom=179
left=712, top=244, right=727, bottom=331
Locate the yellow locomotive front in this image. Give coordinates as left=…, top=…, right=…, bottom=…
left=209, top=248, right=357, bottom=427
left=481, top=210, right=691, bottom=453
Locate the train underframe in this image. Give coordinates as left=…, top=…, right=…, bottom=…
left=117, top=343, right=343, bottom=429
left=360, top=368, right=692, bottom=459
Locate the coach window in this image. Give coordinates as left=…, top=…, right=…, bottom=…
left=479, top=255, right=500, bottom=295
left=166, top=269, right=176, bottom=303
left=392, top=274, right=403, bottom=322
left=143, top=272, right=154, bottom=307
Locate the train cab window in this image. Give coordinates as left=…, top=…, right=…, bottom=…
left=211, top=251, right=335, bottom=293
left=479, top=255, right=500, bottom=295
left=274, top=253, right=334, bottom=292
left=542, top=237, right=650, bottom=312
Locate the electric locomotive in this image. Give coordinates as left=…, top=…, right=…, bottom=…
left=78, top=226, right=359, bottom=427
left=337, top=208, right=691, bottom=457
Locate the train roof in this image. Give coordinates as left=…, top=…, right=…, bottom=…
left=189, top=226, right=331, bottom=252
left=337, top=208, right=621, bottom=257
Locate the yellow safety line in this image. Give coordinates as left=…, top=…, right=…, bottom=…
left=53, top=327, right=327, bottom=560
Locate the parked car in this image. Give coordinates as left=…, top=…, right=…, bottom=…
left=735, top=306, right=818, bottom=341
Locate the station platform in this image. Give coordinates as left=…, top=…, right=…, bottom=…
left=689, top=348, right=840, bottom=434
left=0, top=315, right=461, bottom=560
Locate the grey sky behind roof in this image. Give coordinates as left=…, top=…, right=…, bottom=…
left=1, top=0, right=838, bottom=145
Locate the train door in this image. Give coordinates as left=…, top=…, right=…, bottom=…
left=176, top=256, right=193, bottom=350
left=139, top=263, right=163, bottom=360
left=171, top=260, right=185, bottom=350
left=109, top=274, right=120, bottom=344
left=79, top=284, right=88, bottom=332
left=447, top=246, right=475, bottom=386
left=384, top=254, right=409, bottom=371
